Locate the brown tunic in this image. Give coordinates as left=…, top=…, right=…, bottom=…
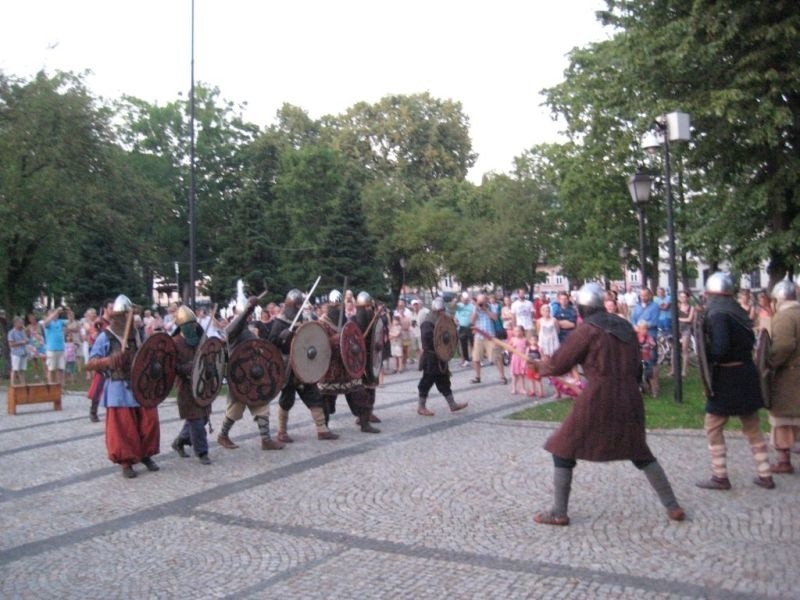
left=538, top=313, right=654, bottom=462
left=768, top=300, right=800, bottom=419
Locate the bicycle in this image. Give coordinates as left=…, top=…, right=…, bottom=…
left=656, top=329, right=699, bottom=369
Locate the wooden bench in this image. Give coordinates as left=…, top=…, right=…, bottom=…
left=7, top=383, right=62, bottom=415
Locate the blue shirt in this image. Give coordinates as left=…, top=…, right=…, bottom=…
left=552, top=303, right=578, bottom=343
left=473, top=305, right=495, bottom=336
left=8, top=328, right=28, bottom=357
left=631, top=301, right=660, bottom=339
left=41, top=319, right=67, bottom=352
left=90, top=331, right=139, bottom=408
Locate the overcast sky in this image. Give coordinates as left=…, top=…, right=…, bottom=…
left=1, top=0, right=609, bottom=182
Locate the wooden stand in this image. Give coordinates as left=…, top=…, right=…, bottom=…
left=7, top=383, right=62, bottom=415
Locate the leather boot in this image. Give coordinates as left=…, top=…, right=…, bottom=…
left=311, top=407, right=339, bottom=440
left=417, top=396, right=434, bottom=416
left=770, top=449, right=794, bottom=474
left=171, top=437, right=189, bottom=458
left=262, top=438, right=286, bottom=450
left=445, top=393, right=468, bottom=412
left=277, top=408, right=292, bottom=442
left=360, top=410, right=380, bottom=433
left=217, top=434, right=239, bottom=449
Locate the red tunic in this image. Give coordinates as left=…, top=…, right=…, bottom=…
left=538, top=314, right=655, bottom=462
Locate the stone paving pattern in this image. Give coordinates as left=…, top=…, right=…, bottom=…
left=1, top=363, right=798, bottom=599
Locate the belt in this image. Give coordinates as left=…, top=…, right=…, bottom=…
left=718, top=361, right=744, bottom=367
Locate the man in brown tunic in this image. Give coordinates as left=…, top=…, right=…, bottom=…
left=767, top=279, right=800, bottom=474
left=532, top=283, right=684, bottom=526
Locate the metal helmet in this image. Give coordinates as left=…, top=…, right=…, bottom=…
left=174, top=306, right=197, bottom=327
left=111, top=294, right=133, bottom=315
left=285, top=288, right=304, bottom=306
left=771, top=279, right=797, bottom=302
left=705, top=272, right=734, bottom=295
left=431, top=297, right=445, bottom=312
left=356, top=291, right=372, bottom=307
left=328, top=289, right=342, bottom=304
left=577, top=283, right=604, bottom=310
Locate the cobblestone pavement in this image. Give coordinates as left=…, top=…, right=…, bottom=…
left=1, top=364, right=798, bottom=599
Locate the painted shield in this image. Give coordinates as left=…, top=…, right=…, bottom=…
left=367, top=316, right=385, bottom=381
left=340, top=320, right=367, bottom=379
left=433, top=315, right=458, bottom=362
left=694, top=311, right=713, bottom=398
left=192, top=337, right=227, bottom=407
left=130, top=332, right=177, bottom=408
left=227, top=338, right=285, bottom=406
left=290, top=321, right=332, bottom=384
left=755, top=328, right=772, bottom=409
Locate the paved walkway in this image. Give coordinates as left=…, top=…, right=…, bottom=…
left=1, top=364, right=798, bottom=599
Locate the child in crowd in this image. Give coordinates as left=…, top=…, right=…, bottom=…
left=549, top=371, right=585, bottom=399
left=636, top=320, right=657, bottom=397
left=64, top=332, right=78, bottom=384
left=526, top=334, right=545, bottom=398
left=509, top=325, right=529, bottom=394
left=389, top=315, right=403, bottom=374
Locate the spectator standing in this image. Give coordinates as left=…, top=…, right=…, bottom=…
left=469, top=292, right=507, bottom=385
left=409, top=299, right=428, bottom=362
left=453, top=292, right=474, bottom=366
left=388, top=315, right=403, bottom=373
left=81, top=308, right=98, bottom=380
left=41, top=306, right=73, bottom=386
left=537, top=304, right=560, bottom=358
left=755, top=291, right=773, bottom=335
left=26, top=312, right=46, bottom=381
left=673, top=290, right=695, bottom=378
left=501, top=295, right=515, bottom=336
left=511, top=288, right=535, bottom=339
left=64, top=332, right=78, bottom=384
left=7, top=316, right=29, bottom=386
left=526, top=335, right=544, bottom=397
left=396, top=298, right=413, bottom=370
left=630, top=288, right=661, bottom=396
left=509, top=325, right=529, bottom=395
left=163, top=302, right=179, bottom=334
left=552, top=292, right=578, bottom=344
left=738, top=289, right=757, bottom=323
left=656, top=287, right=672, bottom=333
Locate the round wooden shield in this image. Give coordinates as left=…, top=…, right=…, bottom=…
left=367, top=316, right=385, bottom=380
left=755, top=328, right=772, bottom=408
left=192, top=336, right=227, bottom=407
left=130, top=332, right=177, bottom=408
left=290, top=321, right=332, bottom=384
left=433, top=315, right=458, bottom=362
left=227, top=338, right=285, bottom=406
left=340, top=320, right=366, bottom=379
left=694, top=311, right=713, bottom=398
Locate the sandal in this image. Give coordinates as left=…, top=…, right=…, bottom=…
left=501, top=377, right=508, bottom=385
left=533, top=511, right=570, bottom=526
left=470, top=377, right=481, bottom=384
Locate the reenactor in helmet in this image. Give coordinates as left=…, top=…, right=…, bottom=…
left=320, top=290, right=381, bottom=434
left=765, top=279, right=800, bottom=475
left=87, top=294, right=160, bottom=479
left=170, top=306, right=212, bottom=465
left=531, top=283, right=684, bottom=526
left=268, top=288, right=340, bottom=443
left=695, top=272, right=774, bottom=491
left=217, top=295, right=284, bottom=451
left=416, top=297, right=468, bottom=417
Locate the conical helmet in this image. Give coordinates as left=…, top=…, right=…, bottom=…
left=174, top=306, right=197, bottom=327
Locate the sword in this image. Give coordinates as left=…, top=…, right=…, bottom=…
left=472, top=325, right=532, bottom=363
left=289, top=275, right=321, bottom=331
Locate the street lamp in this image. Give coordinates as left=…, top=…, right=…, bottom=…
left=627, top=171, right=653, bottom=290
left=640, top=111, right=691, bottom=404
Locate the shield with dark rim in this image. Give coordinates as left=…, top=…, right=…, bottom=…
left=433, top=315, right=458, bottom=362
left=290, top=321, right=332, bottom=384
left=694, top=312, right=713, bottom=398
left=192, top=337, right=227, bottom=407
left=340, top=320, right=366, bottom=379
left=367, top=316, right=385, bottom=380
left=131, top=332, right=177, bottom=408
left=227, top=338, right=285, bottom=406
left=755, top=328, right=772, bottom=408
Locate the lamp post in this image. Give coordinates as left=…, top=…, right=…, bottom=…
left=627, top=171, right=652, bottom=290
left=640, top=111, right=691, bottom=404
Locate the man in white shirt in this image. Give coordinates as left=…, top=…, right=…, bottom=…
left=511, top=288, right=534, bottom=339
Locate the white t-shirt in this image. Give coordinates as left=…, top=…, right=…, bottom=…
left=511, top=299, right=534, bottom=330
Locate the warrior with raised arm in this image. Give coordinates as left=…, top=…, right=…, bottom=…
left=216, top=295, right=284, bottom=451
left=268, top=289, right=339, bottom=443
